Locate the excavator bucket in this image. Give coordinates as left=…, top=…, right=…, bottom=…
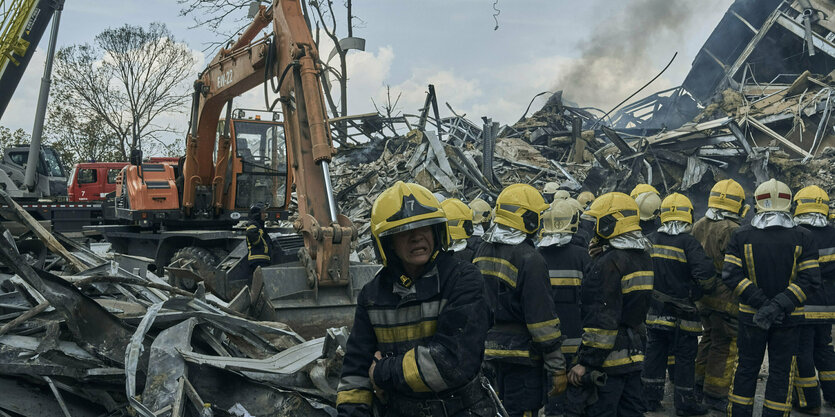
left=256, top=262, right=379, bottom=338
left=202, top=235, right=379, bottom=339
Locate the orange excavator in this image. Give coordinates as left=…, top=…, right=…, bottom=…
left=101, top=0, right=377, bottom=336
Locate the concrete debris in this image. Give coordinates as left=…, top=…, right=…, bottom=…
left=0, top=220, right=344, bottom=416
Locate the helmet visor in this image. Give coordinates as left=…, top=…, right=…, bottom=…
left=379, top=217, right=448, bottom=238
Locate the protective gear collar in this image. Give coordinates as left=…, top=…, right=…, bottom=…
left=482, top=223, right=527, bottom=245
left=704, top=207, right=742, bottom=221
left=751, top=211, right=795, bottom=230
left=609, top=230, right=653, bottom=251
left=536, top=232, right=573, bottom=248
left=657, top=220, right=692, bottom=236
left=794, top=212, right=829, bottom=227
left=449, top=239, right=468, bottom=252
left=472, top=223, right=485, bottom=237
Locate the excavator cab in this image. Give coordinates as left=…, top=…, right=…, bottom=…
left=226, top=109, right=289, bottom=212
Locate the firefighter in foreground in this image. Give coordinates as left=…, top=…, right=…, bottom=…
left=441, top=198, right=476, bottom=262
left=567, top=192, right=654, bottom=416
left=692, top=178, right=748, bottom=411
left=336, top=181, right=495, bottom=416
left=537, top=199, right=591, bottom=417
left=792, top=185, right=835, bottom=414
left=474, top=183, right=567, bottom=417
left=723, top=179, right=821, bottom=417
left=245, top=203, right=273, bottom=272
left=631, top=183, right=662, bottom=236
left=642, top=193, right=717, bottom=416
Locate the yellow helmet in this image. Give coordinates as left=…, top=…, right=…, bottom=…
left=709, top=179, right=746, bottom=215
left=553, top=190, right=571, bottom=201
left=495, top=183, right=551, bottom=234
left=660, top=193, right=694, bottom=224
left=577, top=191, right=596, bottom=207
left=584, top=192, right=641, bottom=239
left=441, top=198, right=474, bottom=240
left=543, top=182, right=560, bottom=195
left=542, top=200, right=579, bottom=234
left=469, top=198, right=492, bottom=224
left=754, top=178, right=792, bottom=213
left=370, top=181, right=449, bottom=266
left=630, top=183, right=659, bottom=199
left=794, top=185, right=830, bottom=216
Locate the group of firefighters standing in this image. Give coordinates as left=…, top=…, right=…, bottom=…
left=326, top=175, right=835, bottom=417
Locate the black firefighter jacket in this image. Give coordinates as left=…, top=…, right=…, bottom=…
left=335, top=251, right=492, bottom=416
left=577, top=246, right=653, bottom=375
left=538, top=242, right=591, bottom=356
left=692, top=216, right=741, bottom=316
left=722, top=224, right=822, bottom=327
left=474, top=239, right=566, bottom=372
left=647, top=231, right=717, bottom=333
left=799, top=223, right=835, bottom=323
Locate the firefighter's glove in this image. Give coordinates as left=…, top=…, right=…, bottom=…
left=753, top=293, right=793, bottom=330
left=548, top=370, right=568, bottom=396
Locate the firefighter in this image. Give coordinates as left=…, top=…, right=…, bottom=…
left=574, top=191, right=596, bottom=250
left=723, top=179, right=821, bottom=417
left=692, top=178, right=748, bottom=411
left=467, top=198, right=492, bottom=254
left=543, top=182, right=560, bottom=203
left=631, top=183, right=662, bottom=236
left=792, top=185, right=835, bottom=414
left=245, top=203, right=273, bottom=272
left=474, top=183, right=567, bottom=417
left=642, top=193, right=717, bottom=415
left=537, top=199, right=591, bottom=417
left=441, top=198, right=476, bottom=262
left=336, top=181, right=495, bottom=417
left=567, top=192, right=654, bottom=417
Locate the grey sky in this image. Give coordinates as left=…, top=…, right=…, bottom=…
left=1, top=0, right=733, bottom=142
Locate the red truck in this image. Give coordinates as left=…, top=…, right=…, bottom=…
left=67, top=158, right=179, bottom=202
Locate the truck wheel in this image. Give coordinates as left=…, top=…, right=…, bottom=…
left=168, top=247, right=219, bottom=292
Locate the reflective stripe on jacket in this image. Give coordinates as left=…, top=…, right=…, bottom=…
left=336, top=251, right=492, bottom=416
left=721, top=224, right=822, bottom=326
left=475, top=239, right=566, bottom=372
left=577, top=247, right=653, bottom=375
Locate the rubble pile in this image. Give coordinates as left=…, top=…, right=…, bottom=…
left=331, top=0, right=835, bottom=254
left=0, top=193, right=343, bottom=416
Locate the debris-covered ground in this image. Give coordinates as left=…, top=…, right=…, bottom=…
left=4, top=0, right=835, bottom=415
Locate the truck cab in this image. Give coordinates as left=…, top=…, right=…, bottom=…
left=67, top=162, right=128, bottom=202
left=0, top=145, right=68, bottom=199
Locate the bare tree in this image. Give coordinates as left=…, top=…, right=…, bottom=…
left=50, top=23, right=196, bottom=160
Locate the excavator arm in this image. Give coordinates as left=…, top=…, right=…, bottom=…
left=179, top=0, right=354, bottom=286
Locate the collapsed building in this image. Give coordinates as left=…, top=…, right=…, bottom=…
left=2, top=0, right=835, bottom=415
